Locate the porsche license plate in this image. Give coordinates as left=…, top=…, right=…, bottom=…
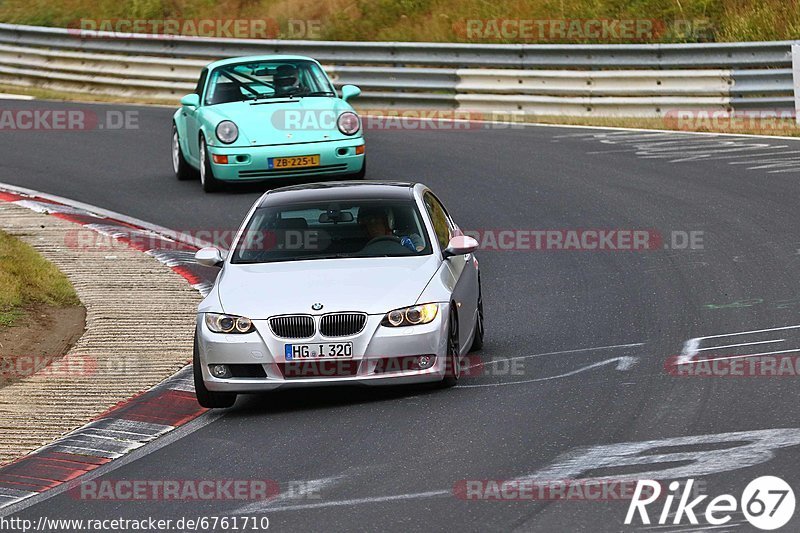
left=285, top=343, right=353, bottom=360
left=269, top=155, right=320, bottom=169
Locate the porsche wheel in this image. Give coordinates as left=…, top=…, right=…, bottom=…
left=172, top=124, right=196, bottom=181
left=199, top=136, right=223, bottom=193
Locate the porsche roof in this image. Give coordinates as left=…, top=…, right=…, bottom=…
left=204, top=55, right=321, bottom=70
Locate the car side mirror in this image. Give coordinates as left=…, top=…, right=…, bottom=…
left=443, top=235, right=479, bottom=258
left=341, top=84, right=361, bottom=102
left=195, top=247, right=224, bottom=267
left=180, top=93, right=200, bottom=108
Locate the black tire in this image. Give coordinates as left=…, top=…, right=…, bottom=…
left=199, top=136, right=224, bottom=193
left=172, top=124, right=196, bottom=181
left=469, top=278, right=484, bottom=352
left=439, top=308, right=460, bottom=388
left=193, top=336, right=236, bottom=408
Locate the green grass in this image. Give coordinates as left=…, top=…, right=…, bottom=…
left=0, top=230, right=80, bottom=327
left=0, top=309, right=23, bottom=328
left=0, top=0, right=798, bottom=43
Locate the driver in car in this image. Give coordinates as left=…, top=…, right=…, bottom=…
left=273, top=64, right=307, bottom=97
left=358, top=206, right=424, bottom=252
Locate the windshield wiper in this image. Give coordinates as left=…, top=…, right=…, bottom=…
left=249, top=97, right=300, bottom=105
left=298, top=91, right=336, bottom=97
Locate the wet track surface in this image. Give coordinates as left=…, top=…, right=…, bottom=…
left=3, top=101, right=800, bottom=531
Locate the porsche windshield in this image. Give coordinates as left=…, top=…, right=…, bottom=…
left=231, top=200, right=433, bottom=264
left=205, top=60, right=334, bottom=105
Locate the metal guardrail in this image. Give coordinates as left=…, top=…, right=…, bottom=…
left=0, top=22, right=796, bottom=116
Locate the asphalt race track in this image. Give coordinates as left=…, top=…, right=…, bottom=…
left=4, top=100, right=800, bottom=531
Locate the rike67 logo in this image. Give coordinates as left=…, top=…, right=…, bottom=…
left=625, top=476, right=795, bottom=530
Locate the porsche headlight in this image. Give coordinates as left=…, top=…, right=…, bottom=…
left=337, top=112, right=360, bottom=135
left=382, top=304, right=439, bottom=327
left=216, top=120, right=238, bottom=144
left=205, top=313, right=254, bottom=334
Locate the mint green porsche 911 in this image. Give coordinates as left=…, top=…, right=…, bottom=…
left=172, top=55, right=365, bottom=192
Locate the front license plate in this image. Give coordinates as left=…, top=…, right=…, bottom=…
left=285, top=343, right=353, bottom=360
left=268, top=155, right=320, bottom=169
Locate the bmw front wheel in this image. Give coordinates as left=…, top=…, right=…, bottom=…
left=193, top=336, right=236, bottom=408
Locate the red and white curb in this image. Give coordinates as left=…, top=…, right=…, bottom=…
left=0, top=184, right=221, bottom=510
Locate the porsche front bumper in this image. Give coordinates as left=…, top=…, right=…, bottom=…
left=205, top=138, right=364, bottom=181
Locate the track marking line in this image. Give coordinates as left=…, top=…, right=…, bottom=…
left=691, top=348, right=800, bottom=364
left=231, top=476, right=346, bottom=515
left=696, top=339, right=785, bottom=352
left=458, top=356, right=637, bottom=388
left=242, top=489, right=450, bottom=513
left=677, top=324, right=800, bottom=365
left=692, top=324, right=800, bottom=341
left=0, top=410, right=225, bottom=517
left=464, top=342, right=643, bottom=369
left=0, top=93, right=34, bottom=100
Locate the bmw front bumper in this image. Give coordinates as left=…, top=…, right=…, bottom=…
left=196, top=305, right=450, bottom=392
left=206, top=138, right=364, bottom=181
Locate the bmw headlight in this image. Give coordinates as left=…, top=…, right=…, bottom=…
left=382, top=304, right=439, bottom=327
left=337, top=112, right=360, bottom=135
left=215, top=120, right=238, bottom=144
left=205, top=313, right=254, bottom=334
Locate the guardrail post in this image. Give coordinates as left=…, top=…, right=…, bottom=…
left=793, top=44, right=800, bottom=125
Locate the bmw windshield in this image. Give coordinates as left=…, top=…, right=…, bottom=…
left=231, top=200, right=433, bottom=264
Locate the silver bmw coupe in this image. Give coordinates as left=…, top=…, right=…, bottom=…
left=192, top=181, right=483, bottom=407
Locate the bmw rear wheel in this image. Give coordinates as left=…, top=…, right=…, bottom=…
left=469, top=278, right=484, bottom=352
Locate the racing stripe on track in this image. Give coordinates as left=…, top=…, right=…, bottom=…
left=0, top=187, right=217, bottom=510
left=0, top=368, right=206, bottom=509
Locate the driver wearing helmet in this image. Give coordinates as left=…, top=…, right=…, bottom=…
left=358, top=206, right=424, bottom=252
left=273, top=64, right=306, bottom=97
